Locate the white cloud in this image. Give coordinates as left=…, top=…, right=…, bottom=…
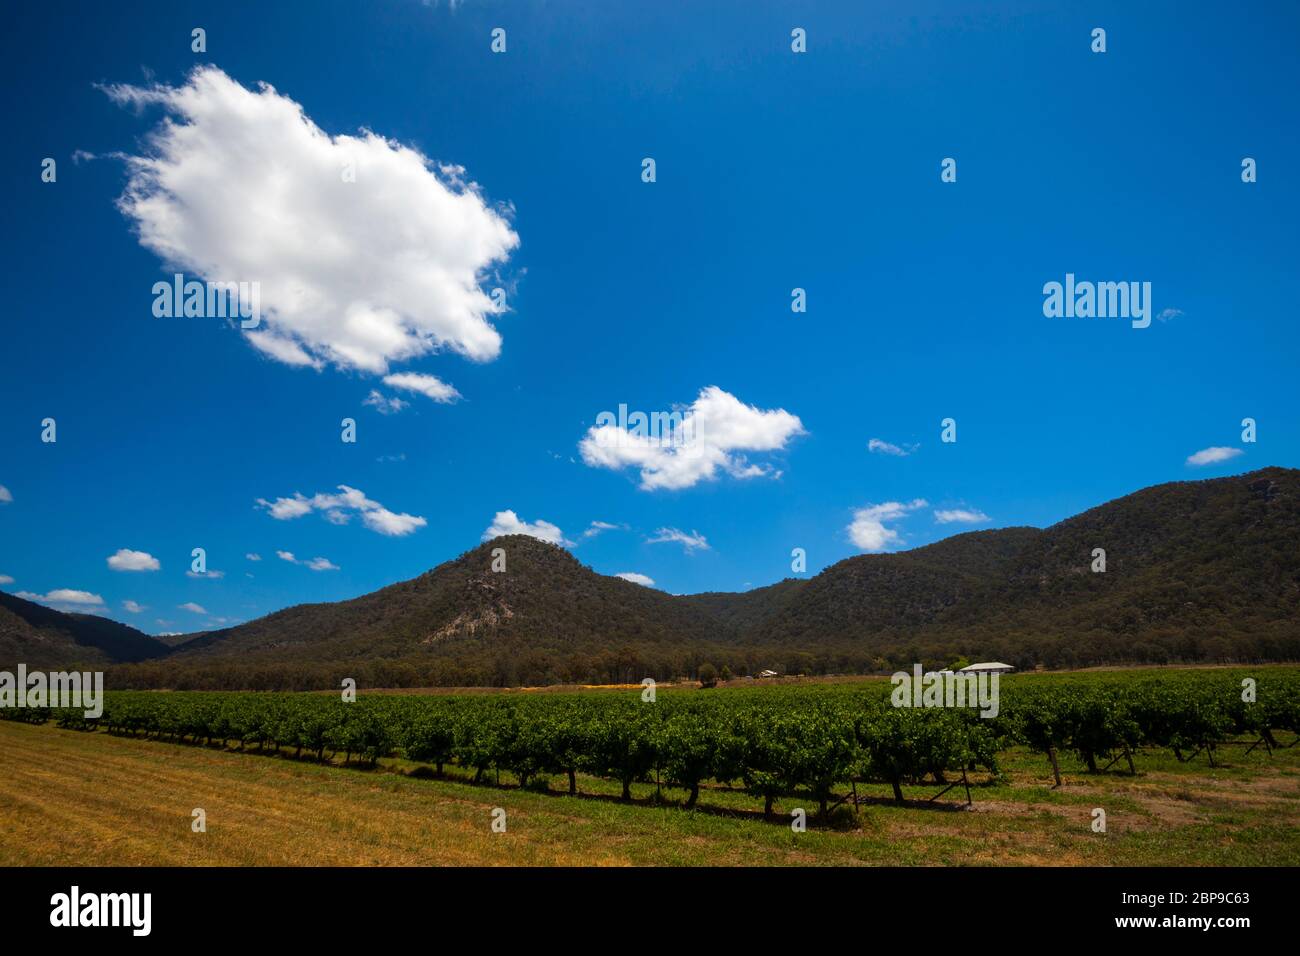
left=1157, top=308, right=1183, bottom=322
left=0, top=574, right=13, bottom=585
left=868, top=438, right=916, bottom=457
left=382, top=372, right=461, bottom=404
left=17, top=589, right=105, bottom=608
left=102, top=66, right=518, bottom=384
left=847, top=499, right=928, bottom=552
left=245, top=553, right=261, bottom=561
left=614, top=572, right=656, bottom=587
left=107, top=548, right=161, bottom=572
left=646, top=528, right=710, bottom=552
left=482, top=510, right=570, bottom=546
left=934, top=508, right=990, bottom=525
left=186, top=569, right=225, bottom=579
left=122, top=600, right=146, bottom=613
left=579, top=386, right=804, bottom=491
left=582, top=520, right=624, bottom=539
left=256, top=484, right=426, bottom=536
left=363, top=390, right=409, bottom=415
left=179, top=602, right=207, bottom=614
left=0, top=485, right=11, bottom=503
left=277, top=551, right=337, bottom=570
left=260, top=496, right=314, bottom=520
left=1186, top=447, right=1243, bottom=467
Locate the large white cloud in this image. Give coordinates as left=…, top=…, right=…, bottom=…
left=482, top=510, right=570, bottom=546
left=107, top=548, right=161, bottom=572
left=256, top=484, right=426, bottom=536
left=579, top=386, right=804, bottom=491
left=847, top=499, right=927, bottom=551
left=103, top=66, right=519, bottom=383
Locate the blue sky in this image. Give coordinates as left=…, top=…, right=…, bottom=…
left=1, top=0, right=1297, bottom=635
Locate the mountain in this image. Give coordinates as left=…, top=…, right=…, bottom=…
left=9, top=467, right=1300, bottom=688
left=167, top=533, right=726, bottom=660
left=0, top=591, right=169, bottom=669
left=730, top=467, right=1300, bottom=668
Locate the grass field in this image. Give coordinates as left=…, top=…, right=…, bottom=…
left=2, top=716, right=1298, bottom=866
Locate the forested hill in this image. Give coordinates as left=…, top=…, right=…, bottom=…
left=6, top=467, right=1298, bottom=687
left=0, top=590, right=168, bottom=668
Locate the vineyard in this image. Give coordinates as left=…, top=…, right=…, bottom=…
left=5, top=669, right=1299, bottom=818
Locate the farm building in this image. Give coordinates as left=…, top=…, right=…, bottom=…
left=959, top=662, right=1015, bottom=675
left=756, top=669, right=779, bottom=679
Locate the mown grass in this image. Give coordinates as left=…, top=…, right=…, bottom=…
left=2, top=719, right=1297, bottom=866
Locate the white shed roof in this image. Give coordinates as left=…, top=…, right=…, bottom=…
left=959, top=662, right=1014, bottom=671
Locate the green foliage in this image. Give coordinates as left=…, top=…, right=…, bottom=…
left=10, top=667, right=1299, bottom=817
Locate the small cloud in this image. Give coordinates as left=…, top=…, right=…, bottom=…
left=0, top=485, right=12, bottom=503
left=363, top=389, right=409, bottom=415
left=614, top=572, right=656, bottom=587
left=1186, top=446, right=1243, bottom=467
left=122, top=600, right=146, bottom=613
left=382, top=372, right=461, bottom=404
left=867, top=438, right=917, bottom=457
left=107, top=548, right=161, bottom=572
left=245, top=553, right=262, bottom=561
left=186, top=569, right=225, bottom=579
left=376, top=453, right=407, bottom=463
left=934, top=508, right=990, bottom=525
left=256, top=484, right=426, bottom=537
left=847, top=499, right=928, bottom=552
left=277, top=551, right=337, bottom=570
left=1157, top=308, right=1183, bottom=323
left=482, top=510, right=571, bottom=546
left=17, top=589, right=105, bottom=608
left=582, top=520, right=625, bottom=539
left=646, top=528, right=710, bottom=552
left=0, top=574, right=13, bottom=585
left=579, top=386, right=804, bottom=491
left=179, top=602, right=207, bottom=614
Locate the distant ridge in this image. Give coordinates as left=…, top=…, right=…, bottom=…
left=0, top=590, right=167, bottom=668
left=5, top=467, right=1298, bottom=687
